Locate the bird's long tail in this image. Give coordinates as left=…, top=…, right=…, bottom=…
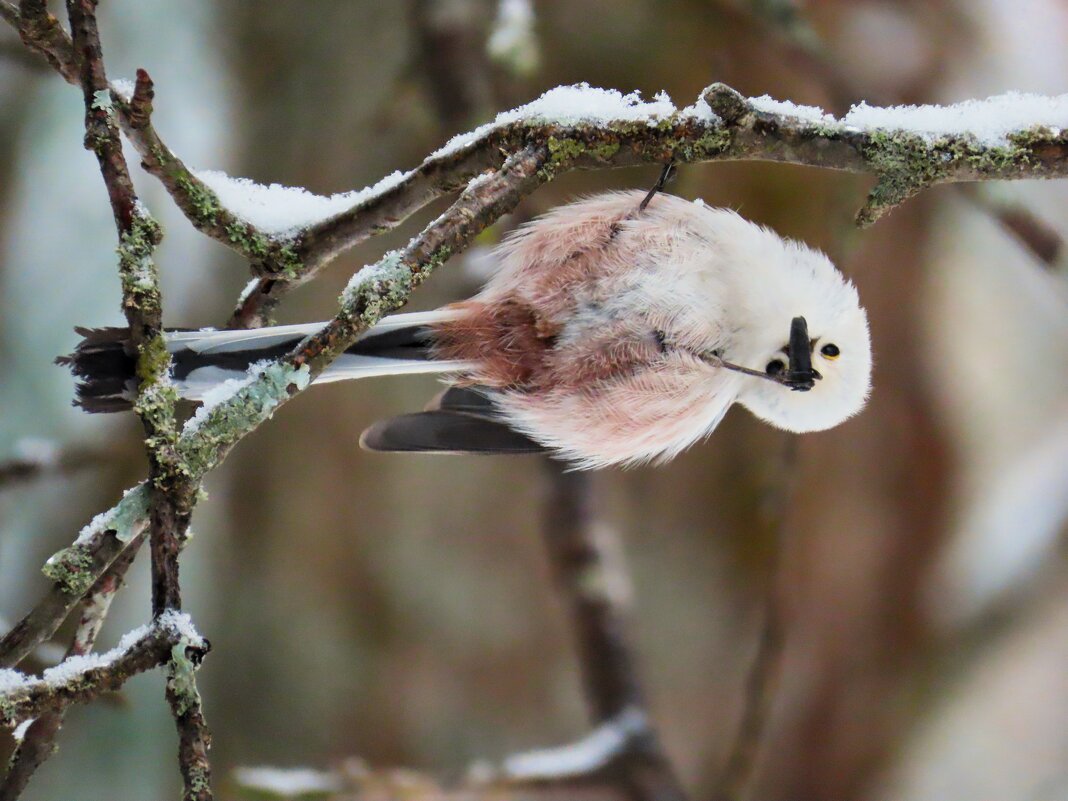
left=57, top=310, right=472, bottom=413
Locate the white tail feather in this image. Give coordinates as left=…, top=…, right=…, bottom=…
left=313, top=355, right=475, bottom=384
left=169, top=309, right=470, bottom=400
left=178, top=356, right=473, bottom=400
left=165, top=309, right=465, bottom=355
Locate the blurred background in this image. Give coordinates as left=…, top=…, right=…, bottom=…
left=1, top=1, right=1068, bottom=799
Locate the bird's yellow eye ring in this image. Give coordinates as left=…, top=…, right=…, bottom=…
left=820, top=343, right=840, bottom=360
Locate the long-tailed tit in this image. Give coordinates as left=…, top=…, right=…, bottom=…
left=60, top=191, right=872, bottom=469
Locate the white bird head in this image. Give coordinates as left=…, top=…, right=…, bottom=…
left=729, top=240, right=872, bottom=433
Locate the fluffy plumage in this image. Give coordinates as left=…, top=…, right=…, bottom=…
left=430, top=191, right=871, bottom=467
left=60, top=191, right=871, bottom=469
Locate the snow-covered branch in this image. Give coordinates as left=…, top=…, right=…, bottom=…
left=0, top=611, right=207, bottom=730
left=211, top=81, right=1068, bottom=321
left=537, top=463, right=685, bottom=800
left=1, top=558, right=138, bottom=801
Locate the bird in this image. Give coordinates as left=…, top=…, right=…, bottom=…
left=59, top=190, right=872, bottom=469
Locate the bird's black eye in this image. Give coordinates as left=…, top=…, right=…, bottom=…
left=820, top=343, right=840, bottom=360
left=765, top=359, right=785, bottom=376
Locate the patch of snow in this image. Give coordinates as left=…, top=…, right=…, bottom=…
left=41, top=653, right=110, bottom=685
left=181, top=358, right=311, bottom=435
left=503, top=707, right=648, bottom=780
left=194, top=168, right=412, bottom=238
left=680, top=94, right=722, bottom=123
left=0, top=668, right=30, bottom=694
left=342, top=250, right=406, bottom=305
left=157, top=610, right=206, bottom=648
left=841, top=91, right=1068, bottom=145
left=71, top=483, right=150, bottom=547
left=12, top=718, right=33, bottom=742
left=182, top=372, right=257, bottom=434
left=232, top=766, right=343, bottom=797
left=748, top=90, right=1068, bottom=146
left=41, top=621, right=155, bottom=687
left=434, top=83, right=677, bottom=157
left=749, top=95, right=836, bottom=125
left=110, top=78, right=136, bottom=102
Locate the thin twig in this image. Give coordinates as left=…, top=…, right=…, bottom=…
left=0, top=615, right=208, bottom=728
left=539, top=461, right=687, bottom=801
left=0, top=546, right=138, bottom=801
left=64, top=3, right=208, bottom=798
left=959, top=186, right=1067, bottom=272
left=0, top=532, right=137, bottom=669
left=735, top=0, right=1068, bottom=272
left=10, top=0, right=77, bottom=81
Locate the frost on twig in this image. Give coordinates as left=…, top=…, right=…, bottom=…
left=41, top=483, right=150, bottom=595
left=231, top=766, right=344, bottom=798
left=0, top=612, right=208, bottom=729
left=224, top=712, right=663, bottom=801
left=502, top=708, right=651, bottom=782
left=149, top=80, right=1068, bottom=322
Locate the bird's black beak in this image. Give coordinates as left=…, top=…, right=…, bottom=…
left=786, top=316, right=821, bottom=392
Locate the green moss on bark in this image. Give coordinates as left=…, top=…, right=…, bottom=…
left=176, top=363, right=311, bottom=479
left=41, top=545, right=96, bottom=595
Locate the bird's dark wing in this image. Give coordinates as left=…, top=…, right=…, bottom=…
left=360, top=386, right=546, bottom=455
left=424, top=385, right=500, bottom=414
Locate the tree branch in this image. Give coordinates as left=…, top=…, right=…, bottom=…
left=960, top=186, right=1068, bottom=273
left=61, top=4, right=210, bottom=797
left=229, top=141, right=508, bottom=326
left=7, top=0, right=1065, bottom=309
left=0, top=528, right=138, bottom=669
left=63, top=0, right=185, bottom=611
left=539, top=461, right=687, bottom=801
left=735, top=0, right=1068, bottom=272
left=8, top=0, right=77, bottom=81
left=115, top=68, right=304, bottom=285
left=541, top=465, right=641, bottom=721
left=0, top=612, right=208, bottom=729
left=0, top=546, right=137, bottom=801
left=3, top=144, right=548, bottom=719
